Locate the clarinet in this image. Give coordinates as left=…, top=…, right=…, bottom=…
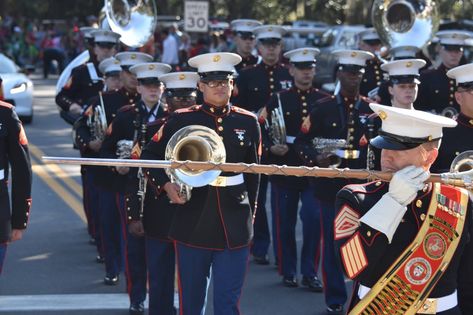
left=136, top=120, right=148, bottom=219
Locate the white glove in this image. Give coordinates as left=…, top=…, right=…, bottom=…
left=388, top=166, right=430, bottom=206
left=359, top=166, right=429, bottom=243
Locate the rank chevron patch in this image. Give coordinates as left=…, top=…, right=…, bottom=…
left=341, top=233, right=367, bottom=279
left=334, top=204, right=360, bottom=240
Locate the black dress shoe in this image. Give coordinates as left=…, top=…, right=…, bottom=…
left=301, top=276, right=323, bottom=292
left=129, top=302, right=144, bottom=315
left=253, top=254, right=270, bottom=265
left=326, top=304, right=344, bottom=314
left=103, top=274, right=119, bottom=285
left=282, top=276, right=298, bottom=287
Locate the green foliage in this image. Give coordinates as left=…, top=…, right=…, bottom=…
left=0, top=0, right=472, bottom=25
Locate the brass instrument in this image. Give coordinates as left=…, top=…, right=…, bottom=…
left=87, top=92, right=108, bottom=141
left=312, top=138, right=347, bottom=168
left=56, top=0, right=157, bottom=92
left=268, top=93, right=287, bottom=145
left=372, top=0, right=440, bottom=51
left=104, top=0, right=157, bottom=48
left=445, top=150, right=473, bottom=190
left=164, top=125, right=226, bottom=201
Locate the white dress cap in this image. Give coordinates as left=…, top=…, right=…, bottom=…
left=231, top=19, right=262, bottom=33
left=188, top=52, right=242, bottom=74
left=381, top=59, right=426, bottom=77
left=389, top=46, right=419, bottom=59
left=98, top=57, right=122, bottom=75
left=358, top=28, right=380, bottom=41
left=80, top=26, right=97, bottom=39
left=129, top=62, right=172, bottom=79
left=447, top=63, right=473, bottom=85
left=90, top=30, right=121, bottom=43
left=115, top=52, right=153, bottom=67
left=283, top=47, right=320, bottom=63
left=369, top=103, right=457, bottom=140
left=332, top=50, right=374, bottom=66
left=253, top=25, right=287, bottom=40
left=159, top=72, right=200, bottom=89
left=436, top=30, right=472, bottom=46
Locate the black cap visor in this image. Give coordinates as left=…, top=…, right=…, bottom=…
left=166, top=88, right=197, bottom=98
left=138, top=77, right=161, bottom=86
left=370, top=130, right=439, bottom=151
left=95, top=42, right=116, bottom=49
left=458, top=81, right=473, bottom=90
left=105, top=70, right=121, bottom=78
left=390, top=75, right=420, bottom=85
left=292, top=61, right=316, bottom=69
left=338, top=64, right=365, bottom=74
left=363, top=39, right=382, bottom=46
left=237, top=31, right=255, bottom=40
left=259, top=38, right=281, bottom=45
left=442, top=44, right=464, bottom=52
left=199, top=71, right=234, bottom=81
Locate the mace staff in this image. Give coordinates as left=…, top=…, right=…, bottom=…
left=42, top=156, right=472, bottom=189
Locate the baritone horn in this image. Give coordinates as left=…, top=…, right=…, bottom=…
left=164, top=125, right=227, bottom=201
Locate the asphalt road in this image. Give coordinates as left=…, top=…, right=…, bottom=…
left=0, top=74, right=352, bottom=314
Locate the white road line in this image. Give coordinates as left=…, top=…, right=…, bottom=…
left=0, top=293, right=179, bottom=311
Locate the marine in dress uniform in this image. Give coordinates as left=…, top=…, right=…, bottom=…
left=261, top=47, right=326, bottom=290
left=80, top=26, right=98, bottom=61
left=334, top=103, right=472, bottom=315
left=358, top=28, right=383, bottom=97
left=0, top=100, right=32, bottom=275
left=294, top=49, right=373, bottom=314
left=126, top=71, right=199, bottom=315
left=56, top=30, right=120, bottom=253
left=74, top=56, right=123, bottom=263
left=234, top=25, right=292, bottom=265
left=92, top=51, right=153, bottom=287
left=415, top=30, right=472, bottom=116
left=56, top=30, right=121, bottom=124
left=101, top=62, right=171, bottom=315
left=366, top=59, right=426, bottom=170
left=230, top=19, right=262, bottom=72
left=141, top=53, right=261, bottom=315
left=431, top=64, right=473, bottom=314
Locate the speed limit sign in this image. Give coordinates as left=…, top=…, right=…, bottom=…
left=184, top=1, right=209, bottom=33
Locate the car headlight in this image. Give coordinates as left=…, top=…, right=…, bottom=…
left=10, top=82, right=27, bottom=94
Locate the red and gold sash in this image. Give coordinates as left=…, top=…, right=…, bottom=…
left=349, top=183, right=469, bottom=315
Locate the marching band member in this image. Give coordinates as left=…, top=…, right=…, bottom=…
left=230, top=19, right=262, bottom=72
left=294, top=49, right=373, bottom=314
left=358, top=28, right=383, bottom=97
left=141, top=52, right=261, bottom=315
left=263, top=47, right=326, bottom=290
left=100, top=62, right=171, bottom=315
left=234, top=24, right=292, bottom=265
left=126, top=71, right=200, bottom=315
left=335, top=103, right=471, bottom=315
left=415, top=30, right=472, bottom=115
left=0, top=97, right=32, bottom=275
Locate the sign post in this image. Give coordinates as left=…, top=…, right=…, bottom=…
left=184, top=1, right=209, bottom=33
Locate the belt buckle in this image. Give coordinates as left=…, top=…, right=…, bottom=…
left=214, top=177, right=226, bottom=187
left=417, top=298, right=437, bottom=314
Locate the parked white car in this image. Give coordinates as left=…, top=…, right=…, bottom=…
left=0, top=53, right=34, bottom=123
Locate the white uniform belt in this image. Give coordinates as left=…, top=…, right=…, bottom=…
left=286, top=136, right=295, bottom=144
left=358, top=285, right=457, bottom=313
left=210, top=174, right=244, bottom=187
left=0, top=169, right=4, bottom=180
